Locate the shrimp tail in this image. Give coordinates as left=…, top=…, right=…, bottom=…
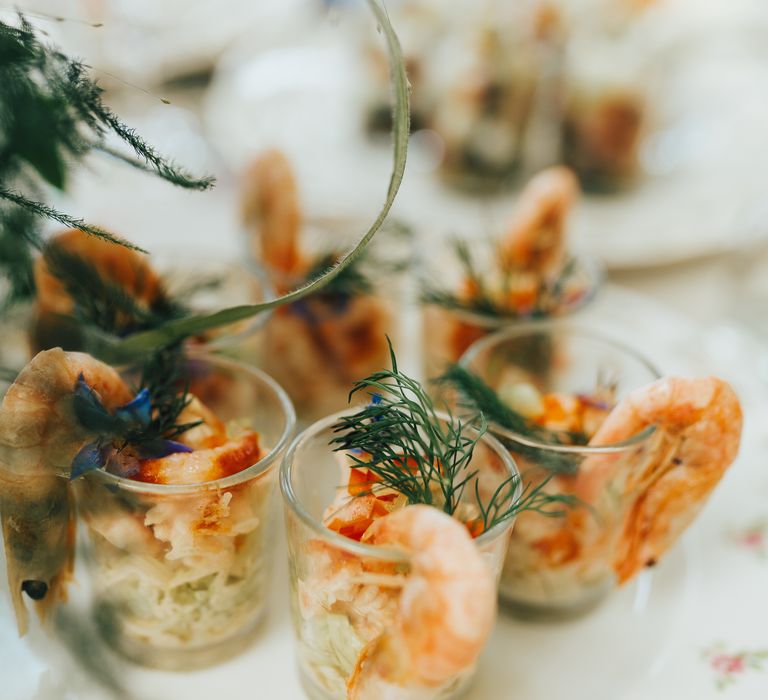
left=241, top=149, right=302, bottom=275
left=1, top=473, right=75, bottom=635
left=500, top=166, right=578, bottom=275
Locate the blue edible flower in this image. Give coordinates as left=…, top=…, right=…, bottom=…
left=70, top=441, right=110, bottom=480
left=136, top=439, right=193, bottom=459
left=70, top=379, right=193, bottom=479
left=114, top=388, right=151, bottom=428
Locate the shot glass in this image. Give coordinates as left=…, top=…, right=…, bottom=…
left=75, top=352, right=295, bottom=669
left=280, top=409, right=519, bottom=700
left=460, top=323, right=662, bottom=619
left=421, top=250, right=601, bottom=384
left=28, top=252, right=273, bottom=361
left=157, top=255, right=274, bottom=359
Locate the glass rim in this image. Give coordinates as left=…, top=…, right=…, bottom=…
left=280, top=407, right=520, bottom=563
left=422, top=252, right=604, bottom=327
left=86, top=350, right=296, bottom=495
left=459, top=320, right=662, bottom=454
left=177, top=259, right=276, bottom=350
left=240, top=214, right=409, bottom=290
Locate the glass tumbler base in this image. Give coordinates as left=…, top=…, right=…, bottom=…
left=94, top=603, right=267, bottom=671
left=297, top=660, right=476, bottom=700
left=499, top=579, right=613, bottom=622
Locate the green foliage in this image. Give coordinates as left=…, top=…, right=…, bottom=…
left=420, top=237, right=580, bottom=319
left=1, top=0, right=410, bottom=369
left=0, top=13, right=213, bottom=306
left=0, top=206, right=39, bottom=307
left=436, top=364, right=587, bottom=475
left=130, top=343, right=201, bottom=448
left=330, top=340, right=576, bottom=531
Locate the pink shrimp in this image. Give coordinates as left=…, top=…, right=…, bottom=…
left=241, top=149, right=302, bottom=275
left=347, top=505, right=496, bottom=699
left=500, top=166, right=578, bottom=276
left=0, top=349, right=132, bottom=634
left=503, top=376, right=741, bottom=613
left=577, top=376, right=742, bottom=582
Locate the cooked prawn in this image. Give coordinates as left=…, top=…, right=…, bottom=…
left=241, top=149, right=302, bottom=275
left=32, top=228, right=165, bottom=352
left=35, top=228, right=163, bottom=318
left=516, top=376, right=741, bottom=583
left=347, top=505, right=496, bottom=698
left=500, top=166, right=578, bottom=276
left=0, top=348, right=132, bottom=634
left=577, top=376, right=742, bottom=582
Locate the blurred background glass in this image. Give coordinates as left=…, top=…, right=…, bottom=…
left=5, top=0, right=766, bottom=350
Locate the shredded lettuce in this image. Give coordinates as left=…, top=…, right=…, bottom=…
left=300, top=613, right=365, bottom=696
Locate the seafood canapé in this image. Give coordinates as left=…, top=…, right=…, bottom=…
left=0, top=347, right=290, bottom=668
left=448, top=359, right=742, bottom=616
left=422, top=167, right=599, bottom=380
left=242, top=150, right=397, bottom=420
left=282, top=351, right=538, bottom=700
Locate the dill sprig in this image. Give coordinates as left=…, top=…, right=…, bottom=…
left=128, top=343, right=201, bottom=449
left=420, top=237, right=580, bottom=319
left=437, top=364, right=586, bottom=475
left=0, top=12, right=213, bottom=304
left=330, top=339, right=576, bottom=530
left=70, top=342, right=202, bottom=476
left=304, top=252, right=374, bottom=299
left=0, top=205, right=38, bottom=308
left=437, top=364, right=587, bottom=445
left=302, top=221, right=412, bottom=301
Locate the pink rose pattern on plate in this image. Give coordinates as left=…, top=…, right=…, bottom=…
left=703, top=645, right=768, bottom=690
left=730, top=520, right=768, bottom=558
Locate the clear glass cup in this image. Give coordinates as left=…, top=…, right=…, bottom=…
left=25, top=253, right=272, bottom=363
left=421, top=251, right=602, bottom=384
left=460, top=323, right=662, bottom=619
left=280, top=409, right=519, bottom=700
left=0, top=301, right=34, bottom=376
left=75, top=352, right=295, bottom=669
left=157, top=255, right=274, bottom=359
left=249, top=216, right=406, bottom=423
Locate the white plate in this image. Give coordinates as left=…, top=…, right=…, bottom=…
left=2, top=284, right=765, bottom=700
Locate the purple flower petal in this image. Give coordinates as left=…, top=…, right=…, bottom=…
left=136, top=439, right=194, bottom=459
left=115, top=388, right=152, bottom=427
left=70, top=441, right=110, bottom=480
